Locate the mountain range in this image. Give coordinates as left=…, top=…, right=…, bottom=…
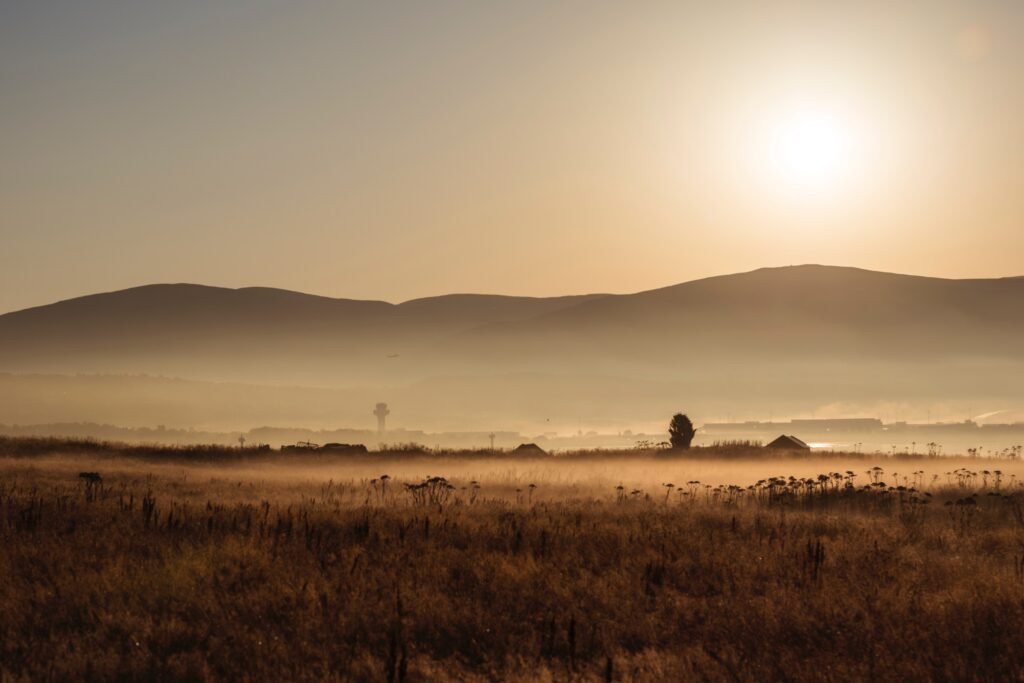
left=1, top=265, right=1022, bottom=431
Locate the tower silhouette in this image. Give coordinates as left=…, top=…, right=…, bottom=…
left=374, top=402, right=390, bottom=434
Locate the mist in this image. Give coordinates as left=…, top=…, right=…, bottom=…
left=0, top=266, right=1021, bottom=453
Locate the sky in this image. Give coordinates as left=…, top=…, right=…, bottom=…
left=2, top=0, right=1023, bottom=314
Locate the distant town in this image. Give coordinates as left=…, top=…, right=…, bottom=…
left=703, top=418, right=1024, bottom=455
left=705, top=417, right=1024, bottom=437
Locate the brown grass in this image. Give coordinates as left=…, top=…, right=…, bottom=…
left=2, top=443, right=1024, bottom=681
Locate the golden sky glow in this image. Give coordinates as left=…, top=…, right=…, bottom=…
left=1, top=1, right=1022, bottom=313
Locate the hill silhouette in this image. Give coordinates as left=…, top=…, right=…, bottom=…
left=0, top=283, right=608, bottom=382
left=451, top=265, right=1024, bottom=363
left=0, top=265, right=1021, bottom=429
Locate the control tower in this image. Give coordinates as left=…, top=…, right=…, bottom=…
left=374, top=402, right=390, bottom=434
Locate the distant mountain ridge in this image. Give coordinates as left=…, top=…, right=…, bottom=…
left=450, top=265, right=1024, bottom=361
left=0, top=283, right=610, bottom=337
left=1, top=266, right=1022, bottom=421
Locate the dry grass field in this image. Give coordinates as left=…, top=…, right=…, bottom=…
left=3, top=440, right=1024, bottom=681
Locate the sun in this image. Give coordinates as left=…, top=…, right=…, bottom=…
left=763, top=105, right=858, bottom=197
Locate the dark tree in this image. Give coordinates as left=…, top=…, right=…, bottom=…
left=668, top=413, right=697, bottom=449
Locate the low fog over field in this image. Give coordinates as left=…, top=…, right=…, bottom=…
left=1, top=266, right=1022, bottom=442
left=7, top=447, right=1024, bottom=499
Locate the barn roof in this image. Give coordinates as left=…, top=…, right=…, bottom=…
left=766, top=434, right=811, bottom=450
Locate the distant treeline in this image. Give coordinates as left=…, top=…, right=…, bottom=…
left=1, top=435, right=1019, bottom=461
left=0, top=436, right=549, bottom=461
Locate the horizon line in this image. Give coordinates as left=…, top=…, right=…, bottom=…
left=6, top=263, right=1024, bottom=317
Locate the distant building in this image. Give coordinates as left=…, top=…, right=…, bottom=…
left=320, top=443, right=369, bottom=455
left=281, top=442, right=368, bottom=455
left=705, top=418, right=884, bottom=434
left=281, top=441, right=320, bottom=454
left=789, top=419, right=883, bottom=432
left=513, top=443, right=548, bottom=456
left=766, top=435, right=811, bottom=450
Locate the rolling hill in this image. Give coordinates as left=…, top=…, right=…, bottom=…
left=0, top=265, right=1021, bottom=429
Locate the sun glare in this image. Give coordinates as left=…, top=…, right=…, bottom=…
left=762, top=106, right=858, bottom=198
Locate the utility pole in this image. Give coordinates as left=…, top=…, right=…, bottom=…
left=489, top=433, right=496, bottom=452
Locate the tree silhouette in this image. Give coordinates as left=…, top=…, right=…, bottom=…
left=668, top=413, right=697, bottom=449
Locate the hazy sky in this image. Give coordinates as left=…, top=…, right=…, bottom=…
left=2, top=1, right=1022, bottom=313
